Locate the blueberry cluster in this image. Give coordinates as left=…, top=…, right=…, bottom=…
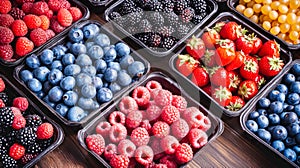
left=246, top=63, right=300, bottom=165
left=19, top=23, right=146, bottom=122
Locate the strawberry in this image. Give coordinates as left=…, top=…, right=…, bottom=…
left=209, top=67, right=230, bottom=87
left=225, top=51, right=245, bottom=71
left=235, top=35, right=254, bottom=55
left=259, top=55, right=284, bottom=77
left=36, top=122, right=54, bottom=139
left=212, top=22, right=226, bottom=33
left=9, top=143, right=25, bottom=160
left=212, top=86, right=232, bottom=106
left=201, top=49, right=216, bottom=67
left=202, top=85, right=212, bottom=96
left=250, top=35, right=262, bottom=55
left=176, top=54, right=199, bottom=77
left=239, top=56, right=259, bottom=80
left=228, top=71, right=242, bottom=93
left=201, top=28, right=220, bottom=49
left=186, top=35, right=206, bottom=60
left=238, top=80, right=258, bottom=100
left=215, top=39, right=236, bottom=66
left=191, top=66, right=209, bottom=87
left=226, top=96, right=245, bottom=111
left=254, top=75, right=266, bottom=89
left=258, top=40, right=280, bottom=58
left=219, top=21, right=243, bottom=41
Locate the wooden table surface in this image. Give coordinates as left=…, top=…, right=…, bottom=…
left=4, top=1, right=300, bottom=167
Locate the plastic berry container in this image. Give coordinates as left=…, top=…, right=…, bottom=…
left=13, top=20, right=150, bottom=126
left=77, top=72, right=224, bottom=167
left=0, top=0, right=90, bottom=67
left=240, top=59, right=300, bottom=168
left=104, top=0, right=218, bottom=57
left=169, top=12, right=292, bottom=117
left=0, top=74, right=64, bottom=168
left=87, top=0, right=114, bottom=7
left=228, top=0, right=300, bottom=51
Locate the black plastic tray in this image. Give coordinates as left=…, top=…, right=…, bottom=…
left=169, top=12, right=292, bottom=117
left=13, top=20, right=150, bottom=126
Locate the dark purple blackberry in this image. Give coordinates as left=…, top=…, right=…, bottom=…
left=0, top=136, right=8, bottom=155
left=0, top=107, right=14, bottom=128
left=174, top=0, right=188, bottom=14
left=180, top=7, right=195, bottom=23
left=162, top=0, right=174, bottom=12
left=138, top=19, right=152, bottom=33
left=20, top=153, right=37, bottom=165
left=148, top=33, right=162, bottom=47
left=109, top=11, right=122, bottom=20
left=6, top=130, right=17, bottom=147
left=27, top=143, right=43, bottom=154
left=191, top=0, right=207, bottom=14
left=1, top=155, right=17, bottom=168
left=119, top=0, right=136, bottom=15
left=134, top=33, right=151, bottom=45
left=125, top=11, right=143, bottom=26
left=0, top=92, right=9, bottom=105
left=127, top=26, right=138, bottom=34
left=160, top=36, right=177, bottom=50
left=155, top=26, right=175, bottom=37
left=9, top=8, right=25, bottom=20
left=147, top=1, right=164, bottom=11
left=163, top=11, right=179, bottom=27
left=192, top=14, right=206, bottom=25
left=147, top=12, right=164, bottom=27
left=177, top=23, right=192, bottom=38
left=16, top=127, right=36, bottom=147
left=37, top=138, right=53, bottom=150
left=26, top=114, right=42, bottom=128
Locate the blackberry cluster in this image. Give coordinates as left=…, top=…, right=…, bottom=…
left=38, top=138, right=53, bottom=150
left=1, top=155, right=17, bottom=168
left=27, top=143, right=43, bottom=154
left=0, top=137, right=8, bottom=156
left=16, top=127, right=37, bottom=147
left=0, top=92, right=9, bottom=104
left=0, top=107, right=14, bottom=128
left=9, top=7, right=25, bottom=20
left=26, top=114, right=43, bottom=128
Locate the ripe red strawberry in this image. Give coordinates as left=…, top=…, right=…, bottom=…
left=68, top=7, right=82, bottom=22
left=250, top=35, right=263, bottom=55
left=228, top=71, right=242, bottom=93
left=0, top=14, right=14, bottom=27
left=202, top=85, right=211, bottom=96
left=235, top=35, right=254, bottom=55
left=23, top=14, right=41, bottom=29
left=30, top=28, right=47, bottom=47
left=176, top=54, right=199, bottom=77
left=191, top=66, right=209, bottom=87
left=212, top=86, right=232, bottom=106
left=11, top=20, right=28, bottom=37
left=238, top=80, right=258, bottom=100
left=215, top=39, right=236, bottom=66
left=0, top=26, right=14, bottom=44
left=239, top=56, right=259, bottom=80
left=209, top=67, right=230, bottom=87
left=39, top=15, right=50, bottom=30
left=219, top=21, right=242, bottom=41
left=12, top=115, right=26, bottom=130
left=258, top=40, right=280, bottom=58
left=225, top=51, right=245, bottom=71
left=201, top=49, right=216, bottom=67
left=254, top=75, right=266, bottom=89
left=31, top=1, right=49, bottom=16
left=226, top=96, right=245, bottom=111
left=86, top=134, right=106, bottom=156
left=15, top=37, right=34, bottom=56
left=57, top=8, right=73, bottom=27
left=186, top=35, right=206, bottom=60
left=259, top=55, right=284, bottom=77
left=9, top=143, right=25, bottom=160
left=0, top=44, right=13, bottom=60
left=36, top=122, right=54, bottom=139
left=0, top=0, right=11, bottom=14
left=201, top=28, right=220, bottom=49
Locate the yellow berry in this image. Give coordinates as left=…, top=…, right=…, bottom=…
left=244, top=0, right=251, bottom=2
left=270, top=26, right=281, bottom=35
left=239, top=0, right=246, bottom=5
left=255, top=0, right=263, bottom=3
left=289, top=30, right=299, bottom=41
left=250, top=15, right=259, bottom=23
left=289, top=0, right=300, bottom=8
left=278, top=4, right=289, bottom=13
left=259, top=14, right=265, bottom=22
left=280, top=23, right=291, bottom=33
left=244, top=8, right=254, bottom=17
left=291, top=24, right=300, bottom=31
left=271, top=1, right=281, bottom=9
left=247, top=1, right=256, bottom=7
left=287, top=13, right=297, bottom=24
left=236, top=4, right=246, bottom=13
left=272, top=20, right=280, bottom=26
left=263, top=21, right=272, bottom=30
left=263, top=0, right=273, bottom=4
left=269, top=10, right=279, bottom=20
left=278, top=33, right=287, bottom=40
left=263, top=15, right=272, bottom=22
left=288, top=9, right=298, bottom=13
left=261, top=5, right=272, bottom=15
left=279, top=0, right=289, bottom=4
left=278, top=14, right=287, bottom=23
left=293, top=39, right=300, bottom=44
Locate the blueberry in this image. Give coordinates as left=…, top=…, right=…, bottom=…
left=109, top=82, right=121, bottom=94
left=66, top=41, right=72, bottom=49
left=291, top=63, right=300, bottom=76
left=271, top=125, right=288, bottom=140
left=64, top=64, right=81, bottom=76
left=48, top=86, right=63, bottom=102
left=40, top=49, right=54, bottom=65
left=108, top=62, right=121, bottom=71
left=283, top=148, right=297, bottom=162
left=43, top=81, right=53, bottom=93
left=52, top=45, right=65, bottom=60
left=268, top=90, right=282, bottom=101
left=76, top=54, right=92, bottom=67
left=256, top=115, right=269, bottom=128
left=63, top=91, right=78, bottom=106
left=271, top=140, right=285, bottom=152
left=269, top=101, right=283, bottom=114
left=258, top=98, right=271, bottom=109
left=60, top=76, right=76, bottom=91
left=68, top=28, right=84, bottom=43
left=88, top=45, right=104, bottom=60
left=78, top=97, right=94, bottom=110
left=284, top=105, right=294, bottom=111
left=128, top=61, right=145, bottom=78
left=296, top=133, right=300, bottom=144
left=48, top=69, right=63, bottom=85
left=83, top=24, right=100, bottom=39
left=50, top=60, right=63, bottom=70
left=117, top=70, right=132, bottom=87
left=43, top=95, right=56, bottom=108
left=81, top=84, right=96, bottom=98
left=26, top=54, right=40, bottom=69
left=287, top=93, right=300, bottom=105
left=97, top=87, right=113, bottom=103
left=276, top=84, right=288, bottom=95
left=27, top=79, right=42, bottom=92
left=94, top=59, right=107, bottom=73
left=94, top=33, right=110, bottom=47
left=257, top=129, right=271, bottom=143
left=257, top=109, right=267, bottom=116
left=68, top=106, right=87, bottom=122
left=120, top=55, right=134, bottom=69
left=115, top=42, right=130, bottom=57
left=81, top=65, right=96, bottom=76
left=268, top=113, right=280, bottom=125
left=245, top=120, right=258, bottom=132
left=33, top=66, right=50, bottom=82
left=92, top=76, right=103, bottom=90
left=62, top=53, right=75, bottom=66
left=294, top=104, right=300, bottom=116
left=282, top=73, right=295, bottom=85
left=104, top=48, right=117, bottom=62
left=249, top=111, right=260, bottom=120
left=92, top=101, right=100, bottom=109
left=55, top=103, right=69, bottom=117
left=290, top=81, right=300, bottom=93
left=85, top=41, right=95, bottom=49
left=293, top=146, right=300, bottom=155
left=281, top=112, right=298, bottom=125
left=71, top=43, right=87, bottom=56
left=287, top=123, right=300, bottom=137
left=36, top=91, right=45, bottom=98
left=20, top=70, right=33, bottom=83
left=76, top=73, right=92, bottom=87
left=104, top=68, right=118, bottom=83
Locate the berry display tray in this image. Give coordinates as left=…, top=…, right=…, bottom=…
left=77, top=72, right=224, bottom=167
left=228, top=0, right=300, bottom=51
left=87, top=0, right=114, bottom=7
left=13, top=20, right=150, bottom=126
left=0, top=0, right=90, bottom=67
left=169, top=12, right=292, bottom=117
left=0, top=74, right=64, bottom=168
left=240, top=59, right=300, bottom=168
left=104, top=0, right=218, bottom=57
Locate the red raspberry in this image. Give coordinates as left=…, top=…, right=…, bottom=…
left=39, top=15, right=50, bottom=30
left=104, top=143, right=117, bottom=161
left=134, top=145, right=154, bottom=166
left=171, top=118, right=189, bottom=139
left=126, top=110, right=143, bottom=129
left=0, top=0, right=11, bottom=14
left=128, top=158, right=138, bottom=168
left=68, top=7, right=82, bottom=22
left=146, top=103, right=161, bottom=122
left=12, top=115, right=26, bottom=130
left=36, top=122, right=54, bottom=139
left=48, top=0, right=71, bottom=12
left=119, top=96, right=138, bottom=115
left=9, top=143, right=25, bottom=160
left=11, top=20, right=28, bottom=37
left=16, top=0, right=35, bottom=5
left=86, top=134, right=105, bottom=156
left=0, top=44, right=13, bottom=61
left=150, top=137, right=164, bottom=155
left=0, top=26, right=14, bottom=44
left=0, top=78, right=5, bottom=92
left=95, top=121, right=111, bottom=137
left=0, top=14, right=14, bottom=27
left=171, top=95, right=187, bottom=112
left=140, top=119, right=152, bottom=134
left=110, top=154, right=130, bottom=168
left=154, top=89, right=173, bottom=107
left=109, top=123, right=127, bottom=143
left=15, top=37, right=34, bottom=56
left=45, top=29, right=55, bottom=40
left=146, top=80, right=162, bottom=94
left=175, top=143, right=193, bottom=163
left=45, top=9, right=53, bottom=19
left=160, top=155, right=177, bottom=168
left=117, top=139, right=136, bottom=158
left=13, top=97, right=29, bottom=112
left=57, top=8, right=73, bottom=27
left=30, top=28, right=47, bottom=47
left=22, top=2, right=33, bottom=14
left=152, top=121, right=170, bottom=138
left=11, top=107, right=22, bottom=116
left=109, top=111, right=126, bottom=125
left=23, top=14, right=41, bottom=29
left=151, top=164, right=168, bottom=168
left=130, top=127, right=150, bottom=146
left=31, top=1, right=49, bottom=16
left=132, top=86, right=150, bottom=108
left=161, top=105, right=180, bottom=125
left=0, top=99, right=5, bottom=108
left=198, top=116, right=211, bottom=132
left=188, top=128, right=208, bottom=149
left=182, top=107, right=205, bottom=128
left=161, top=135, right=179, bottom=154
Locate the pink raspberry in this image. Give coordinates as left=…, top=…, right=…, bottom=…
left=109, top=111, right=126, bottom=125
left=161, top=135, right=179, bottom=154
left=151, top=164, right=168, bottom=168
left=140, top=120, right=152, bottom=134
left=118, top=96, right=138, bottom=115
left=152, top=121, right=170, bottom=138
left=150, top=137, right=164, bottom=155
left=128, top=158, right=137, bottom=168
left=11, top=107, right=22, bottom=116
left=146, top=80, right=162, bottom=93
left=182, top=107, right=205, bottom=128
left=154, top=89, right=173, bottom=107
left=132, top=86, right=150, bottom=108
left=146, top=104, right=161, bottom=122
left=45, top=29, right=55, bottom=40
left=198, top=116, right=211, bottom=132
left=50, top=17, right=66, bottom=33
left=117, top=139, right=136, bottom=158
left=45, top=9, right=53, bottom=19
left=110, top=154, right=130, bottom=168
left=95, top=121, right=111, bottom=137
left=171, top=118, right=189, bottom=139
left=150, top=89, right=160, bottom=100
left=109, top=123, right=127, bottom=143
left=188, top=128, right=208, bottom=149
left=134, top=145, right=154, bottom=166
left=175, top=143, right=193, bottom=164
left=160, top=155, right=177, bottom=168
left=130, top=127, right=150, bottom=146
left=104, top=143, right=117, bottom=161
left=161, top=105, right=180, bottom=125
left=22, top=2, right=33, bottom=14
left=171, top=95, right=187, bottom=112
left=126, top=110, right=143, bottom=129
left=86, top=134, right=105, bottom=156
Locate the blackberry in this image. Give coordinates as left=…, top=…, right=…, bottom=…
left=125, top=11, right=143, bottom=26
left=162, top=0, right=174, bottom=12
left=20, top=153, right=37, bottom=165
left=139, top=19, right=152, bottom=33
left=135, top=33, right=151, bottom=46
left=119, top=0, right=136, bottom=15
left=163, top=11, right=179, bottom=27
left=0, top=107, right=14, bottom=128
left=9, top=7, right=25, bottom=20
left=147, top=12, right=164, bottom=27
left=16, top=127, right=36, bottom=147
left=180, top=7, right=195, bottom=23
left=148, top=33, right=162, bottom=47
left=109, top=11, right=122, bottom=20
left=27, top=143, right=43, bottom=154
left=192, top=14, right=206, bottom=25
left=191, top=0, right=207, bottom=14
left=176, top=24, right=191, bottom=38
left=38, top=138, right=53, bottom=150
left=127, top=26, right=138, bottom=34
left=1, top=155, right=17, bottom=168
left=0, top=136, right=8, bottom=155
left=147, top=1, right=164, bottom=11
left=160, top=36, right=177, bottom=50
left=6, top=130, right=18, bottom=147
left=0, top=92, right=9, bottom=104
left=174, top=0, right=188, bottom=14
left=26, top=114, right=43, bottom=128
left=155, top=26, right=175, bottom=37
